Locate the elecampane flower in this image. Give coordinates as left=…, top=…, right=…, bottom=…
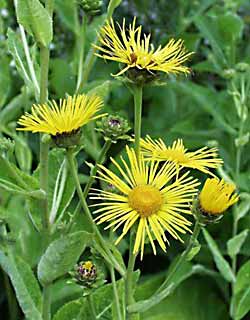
left=140, top=135, right=223, bottom=175
left=94, top=17, right=193, bottom=77
left=17, top=94, right=104, bottom=135
left=199, top=178, right=239, bottom=215
left=90, top=146, right=199, bottom=259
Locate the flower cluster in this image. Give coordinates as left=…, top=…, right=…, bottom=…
left=15, top=16, right=239, bottom=260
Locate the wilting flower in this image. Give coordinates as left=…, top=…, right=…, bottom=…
left=140, top=135, right=223, bottom=175
left=94, top=17, right=193, bottom=77
left=17, top=95, right=104, bottom=147
left=199, top=178, right=239, bottom=215
left=90, top=146, right=199, bottom=259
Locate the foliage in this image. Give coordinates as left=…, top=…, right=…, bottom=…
left=0, top=0, right=250, bottom=319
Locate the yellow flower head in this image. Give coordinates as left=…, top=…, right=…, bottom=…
left=90, top=146, right=199, bottom=259
left=199, top=178, right=239, bottom=215
left=94, top=17, right=193, bottom=77
left=140, top=135, right=223, bottom=175
left=17, top=94, right=104, bottom=135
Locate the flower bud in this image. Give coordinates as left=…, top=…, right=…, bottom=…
left=73, top=261, right=97, bottom=287
left=96, top=114, right=130, bottom=143
left=222, top=68, right=236, bottom=79
left=193, top=178, right=239, bottom=224
left=80, top=0, right=102, bottom=16
left=235, top=62, right=249, bottom=73
left=0, top=137, right=15, bottom=157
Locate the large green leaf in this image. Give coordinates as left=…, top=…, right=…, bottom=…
left=202, top=228, right=235, bottom=283
left=231, top=260, right=250, bottom=320
left=0, top=252, right=42, bottom=320
left=135, top=273, right=227, bottom=320
left=38, top=231, right=91, bottom=285
left=16, top=0, right=53, bottom=46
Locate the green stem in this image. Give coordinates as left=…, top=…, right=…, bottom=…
left=66, top=148, right=125, bottom=276
left=76, top=15, right=87, bottom=93
left=39, top=3, right=54, bottom=320
left=133, top=86, right=143, bottom=158
left=87, top=294, right=97, bottom=320
left=232, top=213, right=238, bottom=274
left=42, top=285, right=51, bottom=320
left=110, top=266, right=123, bottom=320
left=125, top=233, right=137, bottom=320
left=68, top=140, right=112, bottom=229
left=40, top=139, right=50, bottom=231
left=124, top=85, right=143, bottom=319
left=157, top=220, right=201, bottom=293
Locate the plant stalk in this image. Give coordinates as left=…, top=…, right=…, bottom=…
left=157, top=220, right=201, bottom=293
left=69, top=139, right=112, bottom=227
left=125, top=232, right=137, bottom=320
left=87, top=294, right=97, bottom=320
left=66, top=148, right=125, bottom=276
left=110, top=266, right=123, bottom=320
left=133, top=86, right=143, bottom=158
left=42, top=286, right=51, bottom=320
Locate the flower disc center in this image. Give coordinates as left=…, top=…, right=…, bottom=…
left=128, top=185, right=163, bottom=217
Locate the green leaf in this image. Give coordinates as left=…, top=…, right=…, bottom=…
left=135, top=273, right=227, bottom=320
left=0, top=56, right=10, bottom=108
left=53, top=299, right=84, bottom=320
left=218, top=13, right=244, bottom=43
left=38, top=231, right=91, bottom=285
left=107, top=0, right=122, bottom=19
left=88, top=80, right=111, bottom=101
left=235, top=197, right=250, bottom=220
left=194, top=15, right=228, bottom=68
left=202, top=228, right=235, bottom=283
left=0, top=251, right=42, bottom=320
left=0, top=155, right=39, bottom=192
left=186, top=240, right=201, bottom=261
left=16, top=0, right=53, bottom=46
left=231, top=260, right=250, bottom=319
left=54, top=0, right=77, bottom=34
left=227, top=230, right=248, bottom=259
left=7, top=28, right=31, bottom=86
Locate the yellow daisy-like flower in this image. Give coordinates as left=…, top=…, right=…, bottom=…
left=199, top=178, right=239, bottom=215
left=140, top=135, right=223, bottom=175
left=17, top=94, right=104, bottom=135
left=90, top=146, right=199, bottom=259
left=94, top=17, right=193, bottom=77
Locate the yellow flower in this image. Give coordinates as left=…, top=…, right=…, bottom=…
left=90, top=146, right=199, bottom=259
left=94, top=17, right=193, bottom=77
left=17, top=94, right=104, bottom=135
left=140, top=135, right=223, bottom=175
left=199, top=178, right=239, bottom=215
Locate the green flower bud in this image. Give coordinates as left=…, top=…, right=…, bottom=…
left=235, top=62, right=250, bottom=73
left=0, top=137, right=15, bottom=154
left=222, top=68, right=236, bottom=79
left=80, top=0, right=103, bottom=15
left=73, top=261, right=97, bottom=287
left=96, top=114, right=130, bottom=143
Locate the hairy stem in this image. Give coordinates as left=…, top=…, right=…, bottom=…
left=110, top=266, right=123, bottom=320
left=157, top=220, right=201, bottom=293
left=68, top=140, right=112, bottom=229
left=133, top=86, right=143, bottom=158
left=66, top=148, right=125, bottom=276
left=87, top=294, right=97, bottom=320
